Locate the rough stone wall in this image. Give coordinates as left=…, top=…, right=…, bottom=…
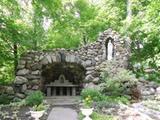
left=14, top=29, right=131, bottom=98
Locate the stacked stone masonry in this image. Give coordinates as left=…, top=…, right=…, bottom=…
left=14, top=29, right=132, bottom=97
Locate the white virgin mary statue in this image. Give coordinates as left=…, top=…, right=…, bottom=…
left=107, top=40, right=113, bottom=60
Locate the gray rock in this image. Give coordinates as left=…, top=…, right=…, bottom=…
left=93, top=77, right=100, bottom=84
left=16, top=93, right=25, bottom=99
left=156, top=87, right=160, bottom=94
left=51, top=55, right=57, bottom=62
left=6, top=86, right=14, bottom=94
left=17, top=65, right=25, bottom=69
left=17, top=69, right=29, bottom=75
left=19, top=60, right=26, bottom=65
left=70, top=55, right=75, bottom=62
left=46, top=55, right=52, bottom=63
left=32, top=85, right=39, bottom=90
left=85, top=82, right=97, bottom=89
left=41, top=57, right=49, bottom=65
left=31, top=79, right=39, bottom=84
left=86, top=67, right=94, bottom=70
left=21, top=84, right=27, bottom=92
left=31, top=70, right=40, bottom=75
left=85, top=75, right=94, bottom=81
left=31, top=63, right=42, bottom=70
left=85, top=60, right=92, bottom=67
left=14, top=76, right=28, bottom=84
left=26, top=75, right=41, bottom=80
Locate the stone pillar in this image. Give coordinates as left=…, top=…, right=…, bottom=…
left=47, top=87, right=51, bottom=97
left=67, top=87, right=70, bottom=96
left=53, top=87, right=57, bottom=96
left=72, top=87, right=76, bottom=96
left=60, top=87, right=63, bottom=96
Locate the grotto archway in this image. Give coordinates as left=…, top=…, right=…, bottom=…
left=41, top=62, right=86, bottom=96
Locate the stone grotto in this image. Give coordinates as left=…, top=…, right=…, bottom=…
left=14, top=28, right=132, bottom=98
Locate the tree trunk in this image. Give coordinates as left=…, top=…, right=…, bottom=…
left=126, top=0, right=132, bottom=25
left=13, top=43, right=18, bottom=74
left=83, top=32, right=87, bottom=45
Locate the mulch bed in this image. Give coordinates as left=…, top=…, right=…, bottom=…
left=0, top=104, right=52, bottom=120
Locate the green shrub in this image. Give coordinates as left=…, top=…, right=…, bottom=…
left=100, top=68, right=138, bottom=96
left=25, top=91, right=44, bottom=106
left=33, top=103, right=46, bottom=111
left=79, top=112, right=117, bottom=120
left=0, top=94, right=13, bottom=104
left=95, top=96, right=130, bottom=111
left=81, top=88, right=105, bottom=102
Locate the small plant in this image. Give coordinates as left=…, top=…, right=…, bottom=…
left=83, top=95, right=93, bottom=108
left=79, top=112, right=117, bottom=120
left=0, top=94, right=13, bottom=104
left=33, top=103, right=46, bottom=111
left=81, top=88, right=105, bottom=102
left=25, top=91, right=44, bottom=106
left=100, top=68, right=138, bottom=96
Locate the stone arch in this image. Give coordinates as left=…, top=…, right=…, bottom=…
left=39, top=52, right=83, bottom=66
left=41, top=62, right=86, bottom=96
left=38, top=52, right=86, bottom=96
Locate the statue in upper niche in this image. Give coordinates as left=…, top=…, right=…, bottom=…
left=107, top=40, right=113, bottom=60
left=58, top=74, right=66, bottom=83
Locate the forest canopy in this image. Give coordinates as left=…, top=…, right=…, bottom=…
left=0, top=0, right=160, bottom=84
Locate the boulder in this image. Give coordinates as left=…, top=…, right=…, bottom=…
left=156, top=87, right=160, bottom=94
left=85, top=75, right=94, bottom=81
left=46, top=55, right=52, bottom=63
left=85, top=60, right=92, bottom=67
left=93, top=77, right=100, bottom=84
left=85, top=82, right=97, bottom=89
left=32, top=85, right=39, bottom=90
left=21, top=84, right=27, bottom=93
left=41, top=57, right=49, bottom=65
left=31, top=70, right=40, bottom=75
left=6, top=86, right=14, bottom=95
left=15, top=93, right=25, bottom=99
left=17, top=69, right=29, bottom=75
left=14, top=76, right=28, bottom=85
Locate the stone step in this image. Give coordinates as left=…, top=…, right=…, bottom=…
left=45, top=96, right=81, bottom=106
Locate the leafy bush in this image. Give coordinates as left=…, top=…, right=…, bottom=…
left=95, top=96, right=130, bottom=111
left=100, top=68, right=138, bottom=96
left=0, top=94, right=13, bottom=104
left=79, top=112, right=117, bottom=120
left=33, top=103, right=46, bottom=111
left=81, top=88, right=105, bottom=102
left=25, top=91, right=44, bottom=106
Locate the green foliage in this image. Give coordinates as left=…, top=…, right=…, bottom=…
left=0, top=62, right=14, bottom=85
left=95, top=96, right=130, bottom=111
left=82, top=95, right=93, bottom=108
left=25, top=91, right=44, bottom=106
left=0, top=94, right=13, bottom=105
left=100, top=67, right=138, bottom=96
left=79, top=112, right=117, bottom=120
left=81, top=88, right=105, bottom=102
left=0, top=0, right=160, bottom=85
left=33, top=103, right=46, bottom=111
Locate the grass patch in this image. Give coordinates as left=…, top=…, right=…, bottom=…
left=79, top=112, right=117, bottom=120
